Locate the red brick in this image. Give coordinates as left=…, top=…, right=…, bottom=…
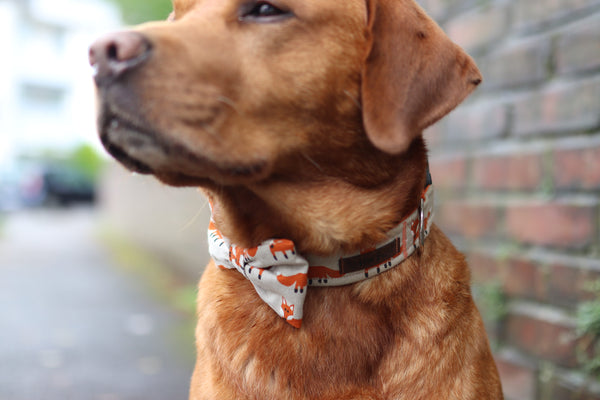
left=429, top=156, right=467, bottom=190
left=468, top=253, right=548, bottom=302
left=554, top=141, right=600, bottom=190
left=550, top=386, right=600, bottom=400
left=556, top=15, right=600, bottom=75
left=547, top=370, right=600, bottom=400
left=417, top=0, right=452, bottom=20
left=514, top=0, right=600, bottom=33
left=548, top=260, right=600, bottom=309
left=437, top=202, right=500, bottom=239
left=505, top=201, right=597, bottom=248
left=495, top=351, right=537, bottom=400
left=467, top=252, right=503, bottom=284
left=482, top=37, right=552, bottom=90
left=504, top=257, right=547, bottom=302
left=473, top=152, right=545, bottom=191
left=445, top=102, right=508, bottom=142
left=445, top=4, right=509, bottom=52
left=513, top=77, right=600, bottom=137
left=506, top=303, right=579, bottom=367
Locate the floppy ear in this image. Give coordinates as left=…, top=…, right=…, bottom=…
left=362, top=0, right=482, bottom=154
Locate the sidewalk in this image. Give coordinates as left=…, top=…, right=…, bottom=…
left=0, top=208, right=195, bottom=400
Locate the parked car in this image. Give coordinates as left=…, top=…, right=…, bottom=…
left=19, top=164, right=96, bottom=207
left=41, top=166, right=97, bottom=206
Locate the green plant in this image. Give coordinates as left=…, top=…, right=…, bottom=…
left=108, top=0, right=172, bottom=24
left=474, top=282, right=508, bottom=323
left=66, top=144, right=105, bottom=182
left=576, top=280, right=600, bottom=379
left=20, top=144, right=105, bottom=186
left=472, top=281, right=507, bottom=350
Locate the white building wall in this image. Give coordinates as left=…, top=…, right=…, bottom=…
left=0, top=0, right=121, bottom=168
left=0, top=1, right=19, bottom=164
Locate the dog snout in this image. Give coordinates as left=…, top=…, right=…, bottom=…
left=89, top=31, right=151, bottom=87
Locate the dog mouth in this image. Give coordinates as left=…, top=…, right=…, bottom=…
left=98, top=108, right=269, bottom=186
left=100, top=118, right=154, bottom=174
left=99, top=112, right=167, bottom=175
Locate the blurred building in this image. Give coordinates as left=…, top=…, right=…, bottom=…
left=0, top=0, right=120, bottom=169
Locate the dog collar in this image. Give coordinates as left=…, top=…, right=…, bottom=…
left=207, top=184, right=434, bottom=328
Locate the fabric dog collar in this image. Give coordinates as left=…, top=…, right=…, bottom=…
left=207, top=184, right=434, bottom=328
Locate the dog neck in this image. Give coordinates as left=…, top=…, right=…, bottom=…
left=208, top=181, right=433, bottom=328
left=203, top=137, right=428, bottom=257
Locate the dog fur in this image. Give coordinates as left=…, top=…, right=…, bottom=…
left=90, top=0, right=504, bottom=398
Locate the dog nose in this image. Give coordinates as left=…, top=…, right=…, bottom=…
left=89, top=31, right=151, bottom=87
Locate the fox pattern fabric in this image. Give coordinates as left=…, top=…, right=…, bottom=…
left=208, top=185, right=435, bottom=328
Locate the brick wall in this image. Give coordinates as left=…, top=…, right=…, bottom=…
left=418, top=0, right=600, bottom=398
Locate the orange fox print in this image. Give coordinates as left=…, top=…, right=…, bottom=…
left=269, top=239, right=295, bottom=260
left=281, top=296, right=294, bottom=319
left=208, top=220, right=224, bottom=244
left=280, top=297, right=301, bottom=328
left=228, top=245, right=258, bottom=266
left=208, top=220, right=219, bottom=233
left=229, top=246, right=246, bottom=266
left=248, top=266, right=265, bottom=280
left=307, top=266, right=344, bottom=284
left=410, top=217, right=420, bottom=241
left=244, top=246, right=258, bottom=258
left=277, top=273, right=308, bottom=293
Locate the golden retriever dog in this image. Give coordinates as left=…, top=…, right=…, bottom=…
left=89, top=0, right=503, bottom=398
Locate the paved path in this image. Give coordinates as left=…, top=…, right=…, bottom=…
left=0, top=208, right=194, bottom=400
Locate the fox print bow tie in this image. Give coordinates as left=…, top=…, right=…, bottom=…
left=207, top=185, right=434, bottom=328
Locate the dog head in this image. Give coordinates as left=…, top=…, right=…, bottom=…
left=90, top=0, right=481, bottom=188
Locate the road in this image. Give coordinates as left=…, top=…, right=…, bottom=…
left=0, top=208, right=194, bottom=400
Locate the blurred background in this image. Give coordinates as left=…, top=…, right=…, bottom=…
left=0, top=0, right=598, bottom=399
left=0, top=1, right=206, bottom=399
left=420, top=1, right=600, bottom=399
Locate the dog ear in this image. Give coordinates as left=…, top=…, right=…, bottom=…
left=361, top=0, right=482, bottom=154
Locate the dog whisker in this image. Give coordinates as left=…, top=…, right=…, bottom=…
left=198, top=123, right=220, bottom=138
left=343, top=90, right=361, bottom=110
left=217, top=95, right=240, bottom=114
left=178, top=198, right=209, bottom=233
left=302, top=153, right=323, bottom=172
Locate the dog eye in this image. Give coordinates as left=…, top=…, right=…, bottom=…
left=241, top=1, right=291, bottom=21
left=251, top=3, right=281, bottom=17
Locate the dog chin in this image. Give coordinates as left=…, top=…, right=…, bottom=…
left=99, top=113, right=166, bottom=174
left=98, top=111, right=271, bottom=187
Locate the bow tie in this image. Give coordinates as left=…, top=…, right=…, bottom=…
left=207, top=185, right=434, bottom=328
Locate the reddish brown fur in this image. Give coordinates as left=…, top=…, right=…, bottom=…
left=91, top=0, right=503, bottom=398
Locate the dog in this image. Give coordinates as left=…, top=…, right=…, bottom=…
left=89, top=0, right=503, bottom=398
